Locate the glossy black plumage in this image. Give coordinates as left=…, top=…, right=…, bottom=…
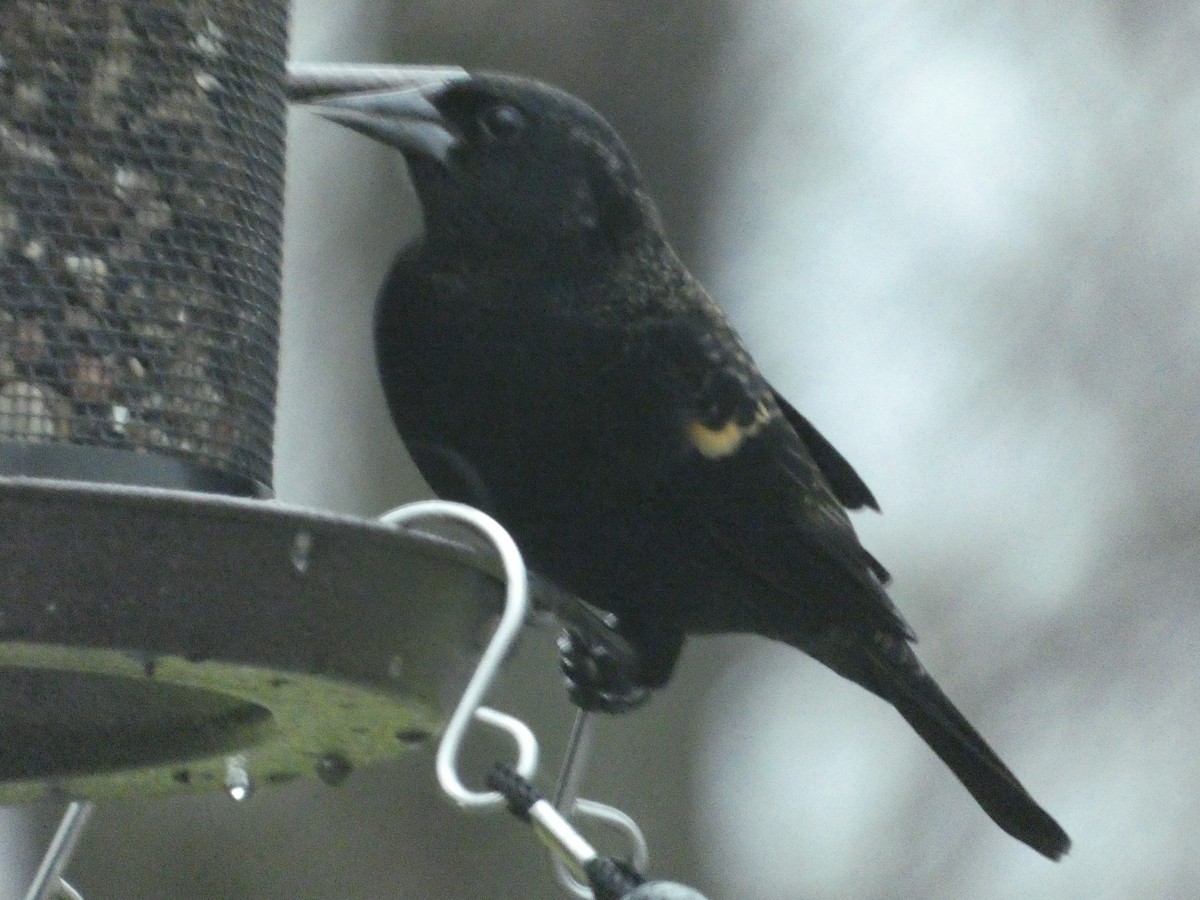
left=309, top=71, right=1070, bottom=860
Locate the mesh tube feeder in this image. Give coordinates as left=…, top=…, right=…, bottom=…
left=0, top=4, right=501, bottom=815
left=0, top=0, right=283, bottom=495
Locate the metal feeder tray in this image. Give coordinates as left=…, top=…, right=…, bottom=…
left=0, top=476, right=502, bottom=804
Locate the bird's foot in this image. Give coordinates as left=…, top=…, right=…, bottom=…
left=557, top=627, right=650, bottom=714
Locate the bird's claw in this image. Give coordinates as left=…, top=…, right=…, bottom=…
left=557, top=627, right=649, bottom=714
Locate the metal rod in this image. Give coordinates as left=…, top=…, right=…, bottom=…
left=553, top=709, right=595, bottom=811
left=24, top=801, right=94, bottom=900
left=286, top=63, right=467, bottom=103
left=552, top=711, right=599, bottom=898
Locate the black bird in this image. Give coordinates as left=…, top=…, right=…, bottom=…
left=297, top=67, right=1070, bottom=860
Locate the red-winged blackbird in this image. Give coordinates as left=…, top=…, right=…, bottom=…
left=298, top=68, right=1070, bottom=860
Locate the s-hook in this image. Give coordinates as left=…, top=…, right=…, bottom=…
left=380, top=500, right=539, bottom=808
left=380, top=500, right=650, bottom=896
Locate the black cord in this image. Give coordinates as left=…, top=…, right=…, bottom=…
left=487, top=761, right=540, bottom=820
left=583, top=857, right=645, bottom=900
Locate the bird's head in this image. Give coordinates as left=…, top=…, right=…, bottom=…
left=298, top=67, right=663, bottom=265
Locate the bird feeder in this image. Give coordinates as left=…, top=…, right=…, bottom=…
left=0, top=0, right=497, bottom=811
left=0, top=0, right=282, bottom=495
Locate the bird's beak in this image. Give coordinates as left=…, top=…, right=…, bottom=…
left=286, top=63, right=469, bottom=164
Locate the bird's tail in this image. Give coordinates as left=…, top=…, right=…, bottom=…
left=812, top=633, right=1071, bottom=860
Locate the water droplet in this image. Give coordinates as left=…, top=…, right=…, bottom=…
left=315, top=752, right=352, bottom=786
left=291, top=531, right=313, bottom=573
left=225, top=755, right=253, bottom=801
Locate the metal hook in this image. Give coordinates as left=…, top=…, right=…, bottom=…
left=382, top=499, right=649, bottom=897
left=551, top=711, right=650, bottom=898
left=379, top=500, right=537, bottom=810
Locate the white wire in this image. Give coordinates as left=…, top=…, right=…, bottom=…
left=573, top=798, right=650, bottom=872
left=379, top=500, right=536, bottom=810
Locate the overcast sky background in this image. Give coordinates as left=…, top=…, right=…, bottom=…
left=18, top=2, right=1197, bottom=898
left=696, top=4, right=1200, bottom=898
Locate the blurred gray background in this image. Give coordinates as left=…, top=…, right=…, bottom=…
left=10, top=1, right=1199, bottom=898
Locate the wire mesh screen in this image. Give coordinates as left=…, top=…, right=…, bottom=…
left=0, top=0, right=289, bottom=495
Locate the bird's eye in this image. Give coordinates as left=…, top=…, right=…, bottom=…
left=478, top=103, right=527, bottom=141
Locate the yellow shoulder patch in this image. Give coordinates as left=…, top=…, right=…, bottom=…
left=686, top=401, right=772, bottom=459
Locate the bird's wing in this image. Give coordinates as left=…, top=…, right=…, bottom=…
left=662, top=314, right=912, bottom=641
left=772, top=390, right=880, bottom=512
